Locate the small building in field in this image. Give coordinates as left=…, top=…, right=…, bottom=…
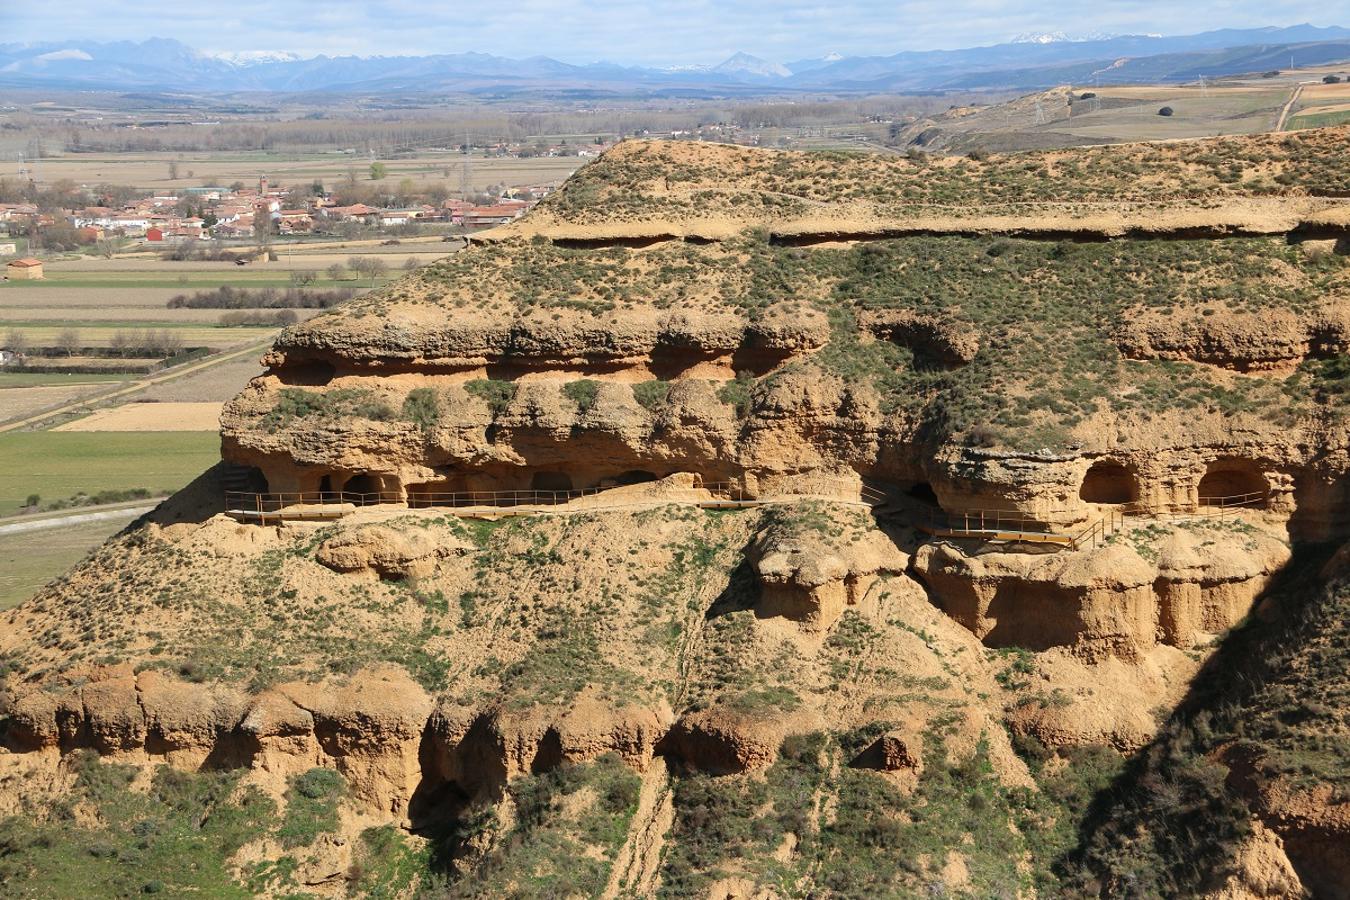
left=463, top=204, right=527, bottom=228
left=145, top=227, right=165, bottom=242
left=5, top=258, right=43, bottom=280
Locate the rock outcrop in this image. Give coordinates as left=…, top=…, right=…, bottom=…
left=1115, top=305, right=1350, bottom=371
left=749, top=504, right=908, bottom=630
left=914, top=524, right=1290, bottom=658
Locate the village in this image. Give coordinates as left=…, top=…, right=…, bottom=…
left=0, top=173, right=562, bottom=262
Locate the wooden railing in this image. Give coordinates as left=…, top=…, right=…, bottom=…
left=1123, top=491, right=1267, bottom=522
left=225, top=480, right=890, bottom=525
left=1068, top=509, right=1124, bottom=550
left=918, top=507, right=1070, bottom=544
left=920, top=490, right=1266, bottom=551
left=225, top=487, right=617, bottom=523
left=225, top=482, right=1270, bottom=546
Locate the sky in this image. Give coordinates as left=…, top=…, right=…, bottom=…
left=0, top=1, right=1343, bottom=66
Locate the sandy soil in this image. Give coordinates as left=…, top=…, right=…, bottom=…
left=137, top=355, right=266, bottom=402
left=1299, top=82, right=1350, bottom=101
left=54, top=401, right=223, bottom=432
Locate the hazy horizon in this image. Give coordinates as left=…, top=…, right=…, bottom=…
left=1, top=2, right=1346, bottom=67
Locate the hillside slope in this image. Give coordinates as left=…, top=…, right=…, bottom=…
left=2, top=129, right=1349, bottom=897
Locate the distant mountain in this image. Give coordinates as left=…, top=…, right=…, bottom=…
left=785, top=52, right=845, bottom=74
left=0, top=25, right=1347, bottom=95
left=713, top=52, right=793, bottom=80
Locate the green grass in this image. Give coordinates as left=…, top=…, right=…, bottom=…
left=0, top=432, right=219, bottom=517
left=426, top=753, right=641, bottom=897
left=0, top=513, right=141, bottom=609
left=0, top=752, right=272, bottom=898
left=1290, top=109, right=1350, bottom=129
left=277, top=769, right=345, bottom=848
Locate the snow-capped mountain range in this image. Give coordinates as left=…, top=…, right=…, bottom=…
left=1, top=24, right=1347, bottom=94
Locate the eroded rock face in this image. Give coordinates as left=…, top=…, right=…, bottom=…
left=851, top=731, right=924, bottom=776
left=860, top=309, right=979, bottom=366
left=659, top=707, right=794, bottom=775
left=1, top=667, right=432, bottom=816
left=424, top=695, right=673, bottom=798
left=914, top=525, right=1290, bottom=658
left=1115, top=306, right=1350, bottom=371
left=749, top=506, right=908, bottom=631
left=316, top=524, right=467, bottom=579
left=267, top=306, right=830, bottom=372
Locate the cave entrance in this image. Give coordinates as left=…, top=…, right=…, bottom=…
left=615, top=470, right=659, bottom=486
left=343, top=473, right=391, bottom=504
left=1079, top=460, right=1138, bottom=506
left=223, top=465, right=268, bottom=495
left=1198, top=460, right=1268, bottom=507
left=907, top=482, right=939, bottom=506
left=318, top=474, right=334, bottom=500
left=407, top=476, right=469, bottom=508
left=531, top=471, right=575, bottom=494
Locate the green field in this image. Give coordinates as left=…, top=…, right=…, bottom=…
left=0, top=431, right=219, bottom=516
left=0, top=513, right=141, bottom=609
left=1290, top=109, right=1350, bottom=129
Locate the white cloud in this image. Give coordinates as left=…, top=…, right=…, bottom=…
left=0, top=1, right=1343, bottom=65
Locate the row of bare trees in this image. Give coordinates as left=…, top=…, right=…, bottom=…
left=3, top=327, right=184, bottom=359
left=8, top=94, right=1009, bottom=157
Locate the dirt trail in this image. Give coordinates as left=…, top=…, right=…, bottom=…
left=600, top=529, right=748, bottom=898
left=602, top=757, right=674, bottom=899
left=0, top=503, right=153, bottom=536
left=1276, top=83, right=1307, bottom=131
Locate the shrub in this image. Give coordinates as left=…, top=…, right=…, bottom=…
left=632, top=380, right=671, bottom=412
left=264, top=387, right=395, bottom=428
left=402, top=387, right=441, bottom=429
left=167, top=286, right=355, bottom=310
left=219, top=310, right=297, bottom=326
left=464, top=379, right=517, bottom=416
left=716, top=371, right=756, bottom=417
left=562, top=378, right=600, bottom=413
left=278, top=768, right=344, bottom=848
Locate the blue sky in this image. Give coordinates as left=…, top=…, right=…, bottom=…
left=0, top=1, right=1343, bottom=65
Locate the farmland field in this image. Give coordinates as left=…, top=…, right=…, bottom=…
left=0, top=372, right=129, bottom=387
left=0, top=431, right=219, bottom=516
left=1045, top=87, right=1289, bottom=140
left=0, top=382, right=113, bottom=422
left=0, top=238, right=460, bottom=427
left=0, top=513, right=144, bottom=609
left=54, top=401, right=223, bottom=431
left=1290, top=108, right=1350, bottom=128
